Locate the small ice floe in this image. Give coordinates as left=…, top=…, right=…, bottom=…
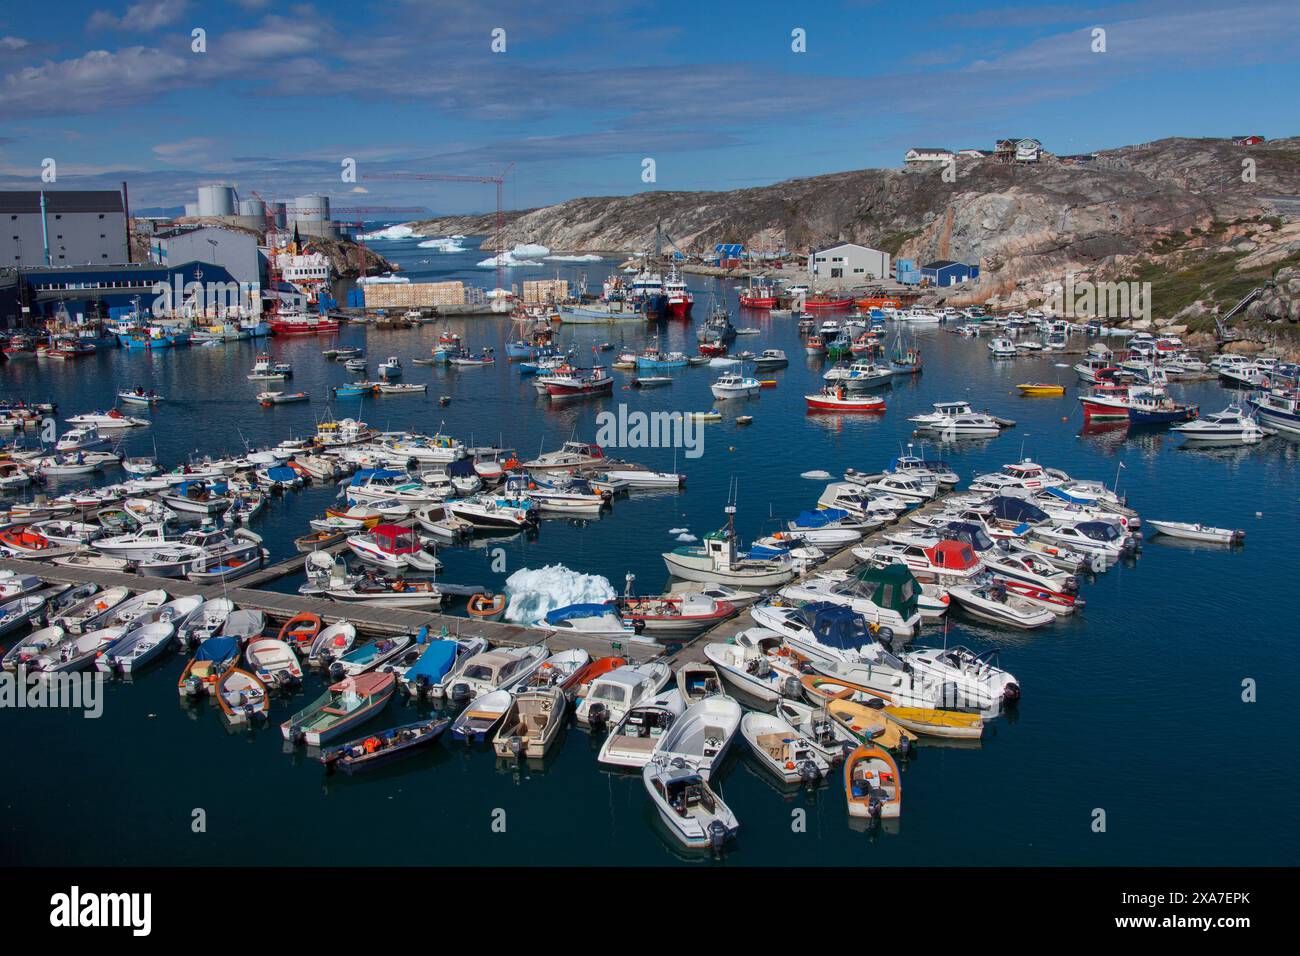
left=668, top=527, right=689, bottom=535
left=801, top=470, right=831, bottom=480
left=675, top=533, right=698, bottom=543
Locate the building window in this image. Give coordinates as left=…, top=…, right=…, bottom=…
left=99, top=214, right=105, bottom=219
left=55, top=215, right=61, bottom=220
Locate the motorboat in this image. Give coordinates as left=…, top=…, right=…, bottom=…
left=845, top=745, right=901, bottom=820
left=52, top=425, right=106, bottom=452
left=598, top=689, right=687, bottom=769
left=1146, top=520, right=1244, bottom=544
left=82, top=588, right=169, bottom=631
left=969, top=460, right=1064, bottom=495
left=946, top=582, right=1057, bottom=629
left=774, top=698, right=858, bottom=766
left=177, top=636, right=241, bottom=698
left=1248, top=387, right=1300, bottom=436
left=50, top=586, right=130, bottom=635
left=852, top=537, right=986, bottom=587
left=377, top=356, right=403, bottom=379
left=703, top=630, right=801, bottom=703
left=307, top=622, right=360, bottom=669
left=321, top=717, right=450, bottom=773
left=777, top=563, right=925, bottom=638
left=541, top=602, right=636, bottom=638
left=346, top=524, right=441, bottom=572
left=1172, top=404, right=1264, bottom=443
left=158, top=479, right=231, bottom=516
left=1032, top=520, right=1132, bottom=562
left=662, top=507, right=795, bottom=588
left=281, top=672, right=396, bottom=747
left=823, top=360, right=892, bottom=389
left=2, top=625, right=66, bottom=671
left=804, top=385, right=886, bottom=413
left=521, top=440, right=606, bottom=474
left=612, top=592, right=736, bottom=636
left=492, top=686, right=567, bottom=759
left=244, top=638, right=305, bottom=689
left=65, top=410, right=149, bottom=430
left=327, top=633, right=414, bottom=679
left=643, top=758, right=739, bottom=851
left=449, top=646, right=549, bottom=701
left=573, top=661, right=673, bottom=727
left=741, top=712, right=831, bottom=785
left=27, top=626, right=127, bottom=674
left=710, top=372, right=760, bottom=400
left=449, top=688, right=514, bottom=742
left=752, top=349, right=789, bottom=370
left=904, top=645, right=1020, bottom=703
left=246, top=354, right=292, bottom=380
left=95, top=621, right=175, bottom=675
left=649, top=693, right=742, bottom=782
left=987, top=337, right=1017, bottom=358
left=918, top=412, right=1004, bottom=437
left=175, top=597, right=235, bottom=648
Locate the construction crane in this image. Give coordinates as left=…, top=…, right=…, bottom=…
left=364, top=163, right=516, bottom=291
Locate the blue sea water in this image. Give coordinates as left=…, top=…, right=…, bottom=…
left=1, top=237, right=1296, bottom=866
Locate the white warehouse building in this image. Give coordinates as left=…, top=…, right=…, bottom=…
left=807, top=243, right=891, bottom=287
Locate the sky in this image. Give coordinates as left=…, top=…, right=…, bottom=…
left=0, top=0, right=1296, bottom=216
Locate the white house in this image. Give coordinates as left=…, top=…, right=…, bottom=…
left=807, top=243, right=891, bottom=286
left=1014, top=138, right=1042, bottom=163
left=904, top=147, right=955, bottom=165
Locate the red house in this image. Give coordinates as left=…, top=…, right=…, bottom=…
left=1232, top=135, right=1265, bottom=146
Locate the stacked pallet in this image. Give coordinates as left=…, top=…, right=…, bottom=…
left=362, top=281, right=466, bottom=308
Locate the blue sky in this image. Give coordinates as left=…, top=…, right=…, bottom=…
left=0, top=0, right=1296, bottom=215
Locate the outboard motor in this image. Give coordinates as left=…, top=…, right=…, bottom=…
left=1003, top=681, right=1021, bottom=703
left=508, top=735, right=524, bottom=757
left=897, top=735, right=911, bottom=759
left=327, top=661, right=345, bottom=681
left=798, top=760, right=820, bottom=783
left=450, top=682, right=470, bottom=703
left=415, top=674, right=430, bottom=699
left=707, top=819, right=728, bottom=852
left=866, top=794, right=883, bottom=830
left=781, top=676, right=802, bottom=699
left=588, top=702, right=609, bottom=730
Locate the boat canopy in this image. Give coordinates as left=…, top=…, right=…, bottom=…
left=330, top=671, right=392, bottom=695
left=404, top=640, right=457, bottom=680
left=351, top=468, right=405, bottom=486
left=923, top=539, right=979, bottom=571
left=369, top=524, right=421, bottom=552
left=195, top=636, right=239, bottom=662
left=545, top=603, right=613, bottom=624
left=942, top=522, right=996, bottom=553
left=448, top=459, right=477, bottom=478
left=850, top=563, right=920, bottom=615
left=265, top=466, right=297, bottom=482
left=1076, top=521, right=1122, bottom=541
left=989, top=496, right=1049, bottom=524
left=793, top=508, right=849, bottom=528
left=799, top=603, right=877, bottom=651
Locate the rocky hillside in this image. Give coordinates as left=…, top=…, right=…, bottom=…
left=409, top=138, right=1299, bottom=287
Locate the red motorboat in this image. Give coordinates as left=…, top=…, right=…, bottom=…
left=805, top=386, right=886, bottom=413
left=268, top=314, right=340, bottom=335
left=544, top=368, right=614, bottom=399
left=802, top=294, right=855, bottom=310
left=1078, top=383, right=1132, bottom=421
left=698, top=342, right=728, bottom=357
left=664, top=268, right=694, bottom=318
left=739, top=283, right=777, bottom=309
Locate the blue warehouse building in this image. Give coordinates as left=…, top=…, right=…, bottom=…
left=921, top=260, right=980, bottom=286
left=895, top=257, right=921, bottom=285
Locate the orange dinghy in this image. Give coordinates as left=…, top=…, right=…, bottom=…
left=278, top=613, right=322, bottom=655
left=466, top=592, right=507, bottom=621
left=566, top=655, right=628, bottom=701
left=844, top=744, right=902, bottom=820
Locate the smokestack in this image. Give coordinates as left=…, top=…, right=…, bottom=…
left=122, top=181, right=132, bottom=263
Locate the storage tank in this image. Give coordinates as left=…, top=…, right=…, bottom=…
left=238, top=197, right=266, bottom=219
left=291, top=193, right=330, bottom=224
left=183, top=203, right=199, bottom=217
left=196, top=183, right=237, bottom=217
left=268, top=202, right=287, bottom=228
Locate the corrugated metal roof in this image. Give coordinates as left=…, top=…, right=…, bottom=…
left=0, top=190, right=123, bottom=214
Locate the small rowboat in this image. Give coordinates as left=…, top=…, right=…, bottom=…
left=277, top=612, right=322, bottom=656
left=825, top=698, right=918, bottom=753
left=687, top=410, right=722, bottom=422
left=631, top=376, right=672, bottom=388
left=295, top=528, right=348, bottom=553
left=466, top=592, right=507, bottom=621
left=1146, top=520, right=1244, bottom=544
left=216, top=668, right=269, bottom=725
left=805, top=388, right=886, bottom=413
left=883, top=706, right=984, bottom=739
left=1016, top=383, right=1066, bottom=396
left=377, top=383, right=427, bottom=395
left=321, top=717, right=450, bottom=774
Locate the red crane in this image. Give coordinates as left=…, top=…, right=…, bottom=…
left=364, top=163, right=516, bottom=291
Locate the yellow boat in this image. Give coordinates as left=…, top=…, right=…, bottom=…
left=826, top=699, right=918, bottom=752
left=883, top=706, right=985, bottom=740
left=1016, top=382, right=1066, bottom=397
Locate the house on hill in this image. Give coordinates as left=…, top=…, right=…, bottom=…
left=904, top=147, right=954, bottom=165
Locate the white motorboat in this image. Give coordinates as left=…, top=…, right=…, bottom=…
left=573, top=661, right=673, bottom=727
left=540, top=602, right=636, bottom=637
left=3, top=625, right=66, bottom=671
left=82, top=588, right=168, bottom=631
left=922, top=412, right=1004, bottom=437
left=28, top=626, right=127, bottom=673
left=421, top=637, right=490, bottom=699
left=54, top=425, right=109, bottom=452
left=710, top=372, right=761, bottom=400
left=1171, top=404, right=1265, bottom=444
left=987, top=337, right=1017, bottom=358
left=447, top=645, right=549, bottom=701
left=65, top=410, right=149, bottom=430
left=649, top=693, right=742, bottom=782
left=50, top=586, right=130, bottom=634
left=969, top=460, right=1065, bottom=495
left=1146, top=520, right=1244, bottom=544
left=378, top=356, right=403, bottom=379
left=245, top=638, right=305, bottom=688
left=1031, top=520, right=1131, bottom=562
left=246, top=354, right=292, bottom=380
left=95, top=621, right=175, bottom=675
left=662, top=507, right=795, bottom=588
left=703, top=630, right=801, bottom=703
left=741, top=711, right=832, bottom=784
left=946, top=583, right=1056, bottom=629
left=346, top=525, right=441, bottom=572
left=597, top=689, right=686, bottom=769
left=777, top=564, right=925, bottom=638
left=774, top=698, right=857, bottom=766
left=904, top=645, right=1021, bottom=703
left=643, top=758, right=739, bottom=850
left=175, top=597, right=235, bottom=648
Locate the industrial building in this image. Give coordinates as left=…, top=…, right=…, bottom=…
left=0, top=260, right=243, bottom=327
left=0, top=189, right=130, bottom=268
left=895, top=257, right=921, bottom=285
left=921, top=260, right=980, bottom=286
left=180, top=184, right=337, bottom=238
left=151, top=224, right=263, bottom=288
left=808, top=243, right=891, bottom=286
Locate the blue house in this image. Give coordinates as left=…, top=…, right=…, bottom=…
left=895, top=257, right=921, bottom=285
left=921, top=260, right=979, bottom=287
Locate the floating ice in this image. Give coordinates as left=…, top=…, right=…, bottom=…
left=709, top=357, right=740, bottom=367
left=358, top=225, right=422, bottom=241
left=418, top=237, right=467, bottom=252
left=356, top=274, right=410, bottom=284
left=477, top=252, right=543, bottom=268
left=675, top=533, right=698, bottom=543
left=801, top=470, right=831, bottom=479
left=668, top=527, right=688, bottom=535
left=511, top=242, right=550, bottom=258
left=502, top=564, right=616, bottom=624
left=545, top=254, right=603, bottom=262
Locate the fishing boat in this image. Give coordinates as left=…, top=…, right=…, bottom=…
left=741, top=712, right=831, bottom=784
left=449, top=689, right=514, bottom=743
left=246, top=354, right=292, bottom=380
left=376, top=383, right=426, bottom=396
left=1146, top=520, right=1244, bottom=544
left=805, top=385, right=887, bottom=412
left=650, top=694, right=742, bottom=782
left=987, top=338, right=1017, bottom=358
left=613, top=593, right=736, bottom=636
left=1248, top=387, right=1300, bottom=436
left=281, top=671, right=396, bottom=746
left=321, top=717, right=450, bottom=773
left=662, top=506, right=795, bottom=588
left=378, top=356, right=403, bottom=379
left=492, top=686, right=568, bottom=759
left=710, top=371, right=761, bottom=400
left=598, top=690, right=686, bottom=769
left=216, top=668, right=270, bottom=725
left=543, top=366, right=615, bottom=399
left=1016, top=383, right=1066, bottom=396
left=844, top=745, right=902, bottom=820
left=258, top=391, right=310, bottom=406
left=752, top=348, right=789, bottom=371
left=266, top=314, right=340, bottom=336
left=642, top=758, right=739, bottom=850
left=117, top=387, right=163, bottom=406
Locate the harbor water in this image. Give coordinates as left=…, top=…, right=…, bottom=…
left=2, top=240, right=1297, bottom=866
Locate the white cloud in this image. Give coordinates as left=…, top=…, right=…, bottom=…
left=87, top=1, right=190, bottom=32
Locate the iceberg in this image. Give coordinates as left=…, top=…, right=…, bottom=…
left=502, top=564, right=616, bottom=624
left=675, top=533, right=698, bottom=543
left=418, top=237, right=467, bottom=252
left=357, top=274, right=409, bottom=285
left=358, top=224, right=422, bottom=241
left=544, top=253, right=603, bottom=263
left=477, top=252, right=543, bottom=268
left=511, top=242, right=550, bottom=259
left=668, top=527, right=688, bottom=535
left=801, top=470, right=831, bottom=480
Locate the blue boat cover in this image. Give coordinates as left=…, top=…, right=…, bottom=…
left=793, top=508, right=848, bottom=528
left=989, top=496, right=1048, bottom=524
left=799, top=603, right=874, bottom=651
left=747, top=544, right=790, bottom=560
left=545, top=603, right=613, bottom=624
left=265, top=466, right=297, bottom=482
left=350, top=468, right=405, bottom=486
left=448, top=459, right=477, bottom=478
left=195, top=636, right=239, bottom=661
left=177, top=479, right=227, bottom=496
left=405, top=640, right=457, bottom=681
